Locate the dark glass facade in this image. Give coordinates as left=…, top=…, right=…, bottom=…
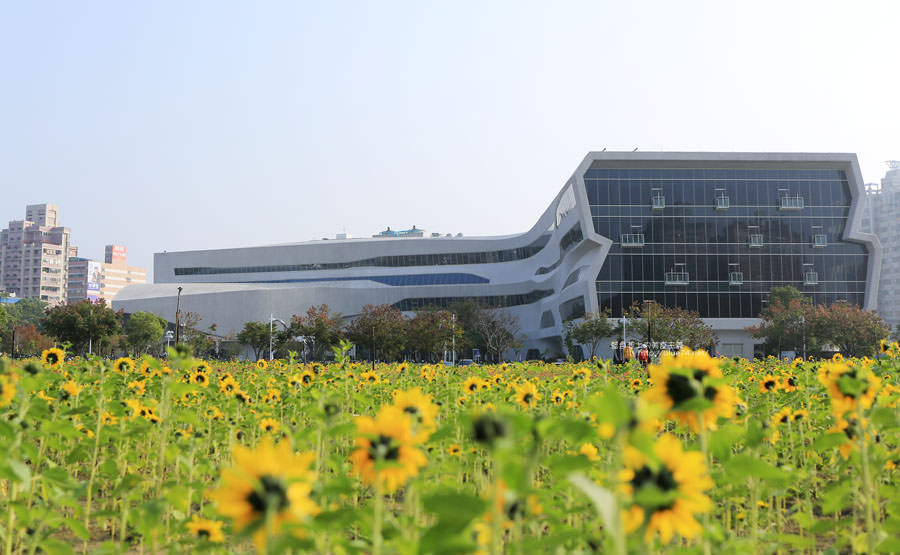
left=586, top=166, right=868, bottom=318
left=393, top=289, right=553, bottom=311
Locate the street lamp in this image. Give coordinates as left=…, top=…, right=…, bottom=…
left=269, top=314, right=288, bottom=361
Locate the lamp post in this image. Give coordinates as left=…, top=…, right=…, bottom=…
left=269, top=314, right=288, bottom=361
left=174, top=286, right=183, bottom=344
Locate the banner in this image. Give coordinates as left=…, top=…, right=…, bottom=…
left=86, top=261, right=102, bottom=301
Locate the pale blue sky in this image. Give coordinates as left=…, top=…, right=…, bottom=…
left=2, top=1, right=898, bottom=279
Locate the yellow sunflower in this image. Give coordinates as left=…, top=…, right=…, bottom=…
left=349, top=405, right=427, bottom=493
left=818, top=361, right=881, bottom=417
left=572, top=367, right=591, bottom=381
left=391, top=387, right=439, bottom=443
left=642, top=348, right=738, bottom=431
left=114, top=357, right=135, bottom=374
left=186, top=515, right=225, bottom=542
left=61, top=380, right=83, bottom=399
left=447, top=444, right=462, bottom=457
left=0, top=375, right=17, bottom=408
left=219, top=376, right=239, bottom=395
left=207, top=437, right=319, bottom=551
left=463, top=376, right=485, bottom=395
left=759, top=374, right=779, bottom=393
left=41, top=347, right=65, bottom=370
left=360, top=370, right=380, bottom=385
left=259, top=417, right=281, bottom=435
left=619, top=433, right=713, bottom=544
left=299, top=370, right=315, bottom=387
left=256, top=359, right=268, bottom=369
left=514, top=381, right=541, bottom=410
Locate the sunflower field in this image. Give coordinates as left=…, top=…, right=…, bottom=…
left=3, top=343, right=900, bottom=554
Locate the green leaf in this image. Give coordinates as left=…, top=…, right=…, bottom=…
left=569, top=473, right=617, bottom=531
left=633, top=484, right=679, bottom=510
left=709, top=424, right=743, bottom=460
left=812, top=432, right=848, bottom=451
left=871, top=407, right=899, bottom=430
left=821, top=480, right=852, bottom=515
left=38, top=538, right=75, bottom=555
left=65, top=518, right=90, bottom=540
left=878, top=537, right=900, bottom=553
left=422, top=491, right=487, bottom=526
left=590, top=386, right=630, bottom=427
left=724, top=455, right=790, bottom=482
left=7, top=459, right=32, bottom=490
left=545, top=454, right=592, bottom=477
left=772, top=533, right=813, bottom=548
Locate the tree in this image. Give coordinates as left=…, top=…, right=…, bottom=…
left=5, top=298, right=48, bottom=329
left=747, top=287, right=814, bottom=357
left=290, top=305, right=344, bottom=361
left=810, top=301, right=889, bottom=358
left=237, top=321, right=271, bottom=360
left=624, top=301, right=717, bottom=356
left=10, top=324, right=54, bottom=357
left=344, top=304, right=408, bottom=362
left=407, top=310, right=463, bottom=361
left=42, top=300, right=123, bottom=355
left=473, top=309, right=522, bottom=363
left=564, top=309, right=615, bottom=360
left=448, top=300, right=484, bottom=355
left=126, top=311, right=168, bottom=355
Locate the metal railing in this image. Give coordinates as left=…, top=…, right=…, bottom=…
left=651, top=195, right=666, bottom=210
left=715, top=195, right=730, bottom=210
left=804, top=271, right=819, bottom=285
left=728, top=271, right=744, bottom=285
left=778, top=195, right=804, bottom=210
left=748, top=234, right=764, bottom=248
left=664, top=271, right=690, bottom=285
left=620, top=233, right=645, bottom=247
left=812, top=234, right=827, bottom=248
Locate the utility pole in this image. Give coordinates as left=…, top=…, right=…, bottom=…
left=269, top=313, right=274, bottom=361
left=174, top=286, right=183, bottom=344
left=451, top=312, right=456, bottom=366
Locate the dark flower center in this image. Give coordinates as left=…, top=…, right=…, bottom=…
left=468, top=383, right=477, bottom=392
left=665, top=374, right=698, bottom=405
left=788, top=377, right=797, bottom=386
left=764, top=380, right=776, bottom=390
left=197, top=529, right=210, bottom=539
left=46, top=353, right=58, bottom=364
left=631, top=465, right=678, bottom=510
left=523, top=393, right=534, bottom=404
left=246, top=475, right=289, bottom=515
left=369, top=434, right=400, bottom=461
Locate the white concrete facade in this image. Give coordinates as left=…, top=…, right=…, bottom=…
left=113, top=152, right=880, bottom=359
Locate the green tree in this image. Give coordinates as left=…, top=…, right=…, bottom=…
left=41, top=300, right=123, bottom=355
left=564, top=309, right=615, bottom=360
left=747, top=287, right=814, bottom=357
left=290, top=304, right=344, bottom=361
left=810, top=301, right=889, bottom=358
left=344, top=304, right=409, bottom=362
left=237, top=321, right=271, bottom=360
left=624, top=301, right=717, bottom=356
left=126, top=311, right=168, bottom=355
left=5, top=298, right=48, bottom=329
left=407, top=310, right=463, bottom=362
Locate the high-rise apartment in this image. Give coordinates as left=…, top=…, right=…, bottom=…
left=67, top=245, right=147, bottom=304
left=862, top=162, right=900, bottom=329
left=0, top=204, right=76, bottom=305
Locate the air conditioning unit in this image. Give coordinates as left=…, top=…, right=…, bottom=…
left=748, top=234, right=764, bottom=248
left=651, top=194, right=666, bottom=210
left=728, top=271, right=744, bottom=286
left=812, top=234, right=827, bottom=248
left=804, top=271, right=819, bottom=286
left=620, top=233, right=645, bottom=248
left=665, top=270, right=690, bottom=286
left=778, top=195, right=804, bottom=211
left=715, top=195, right=730, bottom=210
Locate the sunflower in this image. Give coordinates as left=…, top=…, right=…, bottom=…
left=391, top=387, right=439, bottom=443
left=642, top=348, right=738, bottom=432
left=551, top=388, right=565, bottom=405
left=514, top=382, right=541, bottom=410
left=299, top=370, right=315, bottom=387
left=186, top=515, right=225, bottom=542
left=880, top=339, right=890, bottom=354
left=463, top=376, right=485, bottom=395
left=780, top=374, right=799, bottom=392
left=792, top=408, right=808, bottom=422
left=572, top=367, right=591, bottom=381
left=447, top=444, right=462, bottom=457
left=818, top=361, right=881, bottom=417
left=206, top=407, right=224, bottom=420
left=630, top=378, right=643, bottom=391
left=208, top=437, right=319, bottom=551
left=256, top=359, right=268, bottom=369
left=127, top=380, right=147, bottom=396
left=0, top=375, right=16, bottom=408
left=259, top=417, right=281, bottom=435
left=61, top=380, right=83, bottom=399
left=759, top=374, right=779, bottom=393
left=349, top=405, right=428, bottom=493
left=101, top=411, right=118, bottom=426
left=219, top=376, right=239, bottom=395
left=619, top=433, right=713, bottom=544
left=41, top=347, right=65, bottom=370
left=138, top=361, right=155, bottom=377
left=360, top=370, right=380, bottom=385
left=114, top=357, right=135, bottom=374
left=491, top=374, right=505, bottom=386
left=578, top=443, right=601, bottom=461
left=234, top=390, right=253, bottom=405
left=190, top=372, right=210, bottom=388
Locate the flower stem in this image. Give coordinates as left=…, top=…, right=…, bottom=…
left=373, top=479, right=385, bottom=555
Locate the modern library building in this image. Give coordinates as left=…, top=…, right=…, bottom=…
left=113, top=152, right=880, bottom=359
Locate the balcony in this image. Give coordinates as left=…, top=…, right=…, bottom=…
left=804, top=271, right=819, bottom=286
left=651, top=194, right=666, bottom=210
left=812, top=234, right=827, bottom=248
left=715, top=195, right=730, bottom=210
left=620, top=233, right=645, bottom=248
left=748, top=234, right=764, bottom=248
left=728, top=271, right=744, bottom=286
left=778, top=195, right=804, bottom=211
left=664, top=270, right=690, bottom=286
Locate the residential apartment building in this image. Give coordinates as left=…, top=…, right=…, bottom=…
left=862, top=162, right=900, bottom=330
left=67, top=245, right=147, bottom=304
left=0, top=204, right=76, bottom=305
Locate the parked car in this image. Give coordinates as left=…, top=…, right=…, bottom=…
left=457, top=358, right=477, bottom=367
